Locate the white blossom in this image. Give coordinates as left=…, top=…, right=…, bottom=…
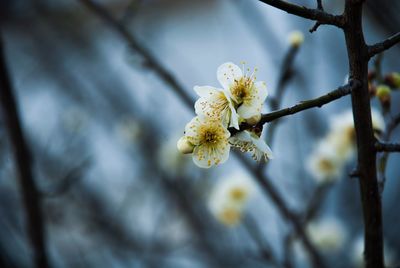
left=217, top=62, right=268, bottom=121
left=307, top=219, right=346, bottom=252
left=208, top=172, right=255, bottom=226
left=229, top=130, right=273, bottom=162
left=184, top=116, right=230, bottom=168
left=307, top=140, right=344, bottom=184
left=194, top=86, right=239, bottom=129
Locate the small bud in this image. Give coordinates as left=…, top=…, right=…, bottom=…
left=384, top=72, right=400, bottom=89
left=376, top=85, right=391, bottom=110
left=288, top=31, right=304, bottom=47
left=245, top=113, right=261, bottom=125
left=177, top=136, right=194, bottom=154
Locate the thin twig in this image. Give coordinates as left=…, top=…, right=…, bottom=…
left=368, top=32, right=400, bottom=59
left=0, top=34, right=49, bottom=268
left=375, top=142, right=400, bottom=152
left=257, top=0, right=344, bottom=27
left=230, top=80, right=359, bottom=134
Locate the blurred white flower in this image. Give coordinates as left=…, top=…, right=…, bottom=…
left=352, top=236, right=397, bottom=267
left=370, top=108, right=385, bottom=134
left=308, top=108, right=385, bottom=182
left=184, top=116, right=230, bottom=168
left=217, top=62, right=268, bottom=121
left=208, top=172, right=255, bottom=227
left=229, top=130, right=273, bottom=162
left=288, top=30, right=304, bottom=47
left=116, top=117, right=141, bottom=144
left=194, top=85, right=239, bottom=129
left=307, top=219, right=346, bottom=252
left=307, top=140, right=344, bottom=183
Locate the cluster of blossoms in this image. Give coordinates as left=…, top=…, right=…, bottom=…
left=208, top=172, right=255, bottom=227
left=307, top=109, right=385, bottom=183
left=177, top=62, right=273, bottom=168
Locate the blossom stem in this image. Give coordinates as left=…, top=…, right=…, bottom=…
left=375, top=142, right=400, bottom=152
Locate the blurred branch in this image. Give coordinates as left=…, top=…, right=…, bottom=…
left=0, top=34, right=49, bottom=268
left=368, top=32, right=400, bottom=58
left=40, top=158, right=91, bottom=198
left=266, top=44, right=300, bottom=144
left=375, top=142, right=400, bottom=152
left=78, top=0, right=193, bottom=107
left=243, top=215, right=282, bottom=267
left=257, top=0, right=344, bottom=28
left=237, top=154, right=326, bottom=268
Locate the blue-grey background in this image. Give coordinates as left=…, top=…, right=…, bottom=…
left=0, top=0, right=399, bottom=267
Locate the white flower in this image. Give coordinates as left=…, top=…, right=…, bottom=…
left=229, top=130, right=273, bottom=161
left=307, top=140, right=344, bottom=183
left=217, top=62, right=268, bottom=121
left=208, top=172, right=255, bottom=227
left=184, top=116, right=230, bottom=168
left=307, top=219, right=346, bottom=252
left=288, top=30, right=304, bottom=47
left=194, top=85, right=239, bottom=129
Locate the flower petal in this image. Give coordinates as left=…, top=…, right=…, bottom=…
left=184, top=116, right=202, bottom=144
left=193, top=85, right=222, bottom=98
left=217, top=62, right=243, bottom=90
left=237, top=103, right=260, bottom=119
left=192, top=143, right=230, bottom=168
left=254, top=81, right=268, bottom=102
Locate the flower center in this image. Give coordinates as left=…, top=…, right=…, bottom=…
left=231, top=77, right=253, bottom=105
left=230, top=187, right=247, bottom=202
left=319, top=158, right=335, bottom=172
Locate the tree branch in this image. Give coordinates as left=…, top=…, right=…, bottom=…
left=257, top=0, right=344, bottom=27
left=344, top=1, right=384, bottom=267
left=368, top=32, right=400, bottom=58
left=375, top=142, right=400, bottom=152
left=0, top=34, right=49, bottom=268
left=231, top=80, right=359, bottom=134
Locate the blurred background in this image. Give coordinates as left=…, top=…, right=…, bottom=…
left=0, top=0, right=399, bottom=267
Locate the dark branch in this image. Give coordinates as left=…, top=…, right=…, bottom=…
left=230, top=80, right=359, bottom=134
left=375, top=142, right=400, bottom=152
left=368, top=32, right=400, bottom=58
left=260, top=81, right=359, bottom=124
left=0, top=34, right=49, bottom=268
left=258, top=0, right=344, bottom=27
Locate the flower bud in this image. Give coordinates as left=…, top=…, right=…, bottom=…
left=376, top=85, right=391, bottom=110
left=177, top=136, right=194, bottom=154
left=245, top=113, right=261, bottom=125
left=288, top=31, right=304, bottom=47
left=384, top=72, right=400, bottom=89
